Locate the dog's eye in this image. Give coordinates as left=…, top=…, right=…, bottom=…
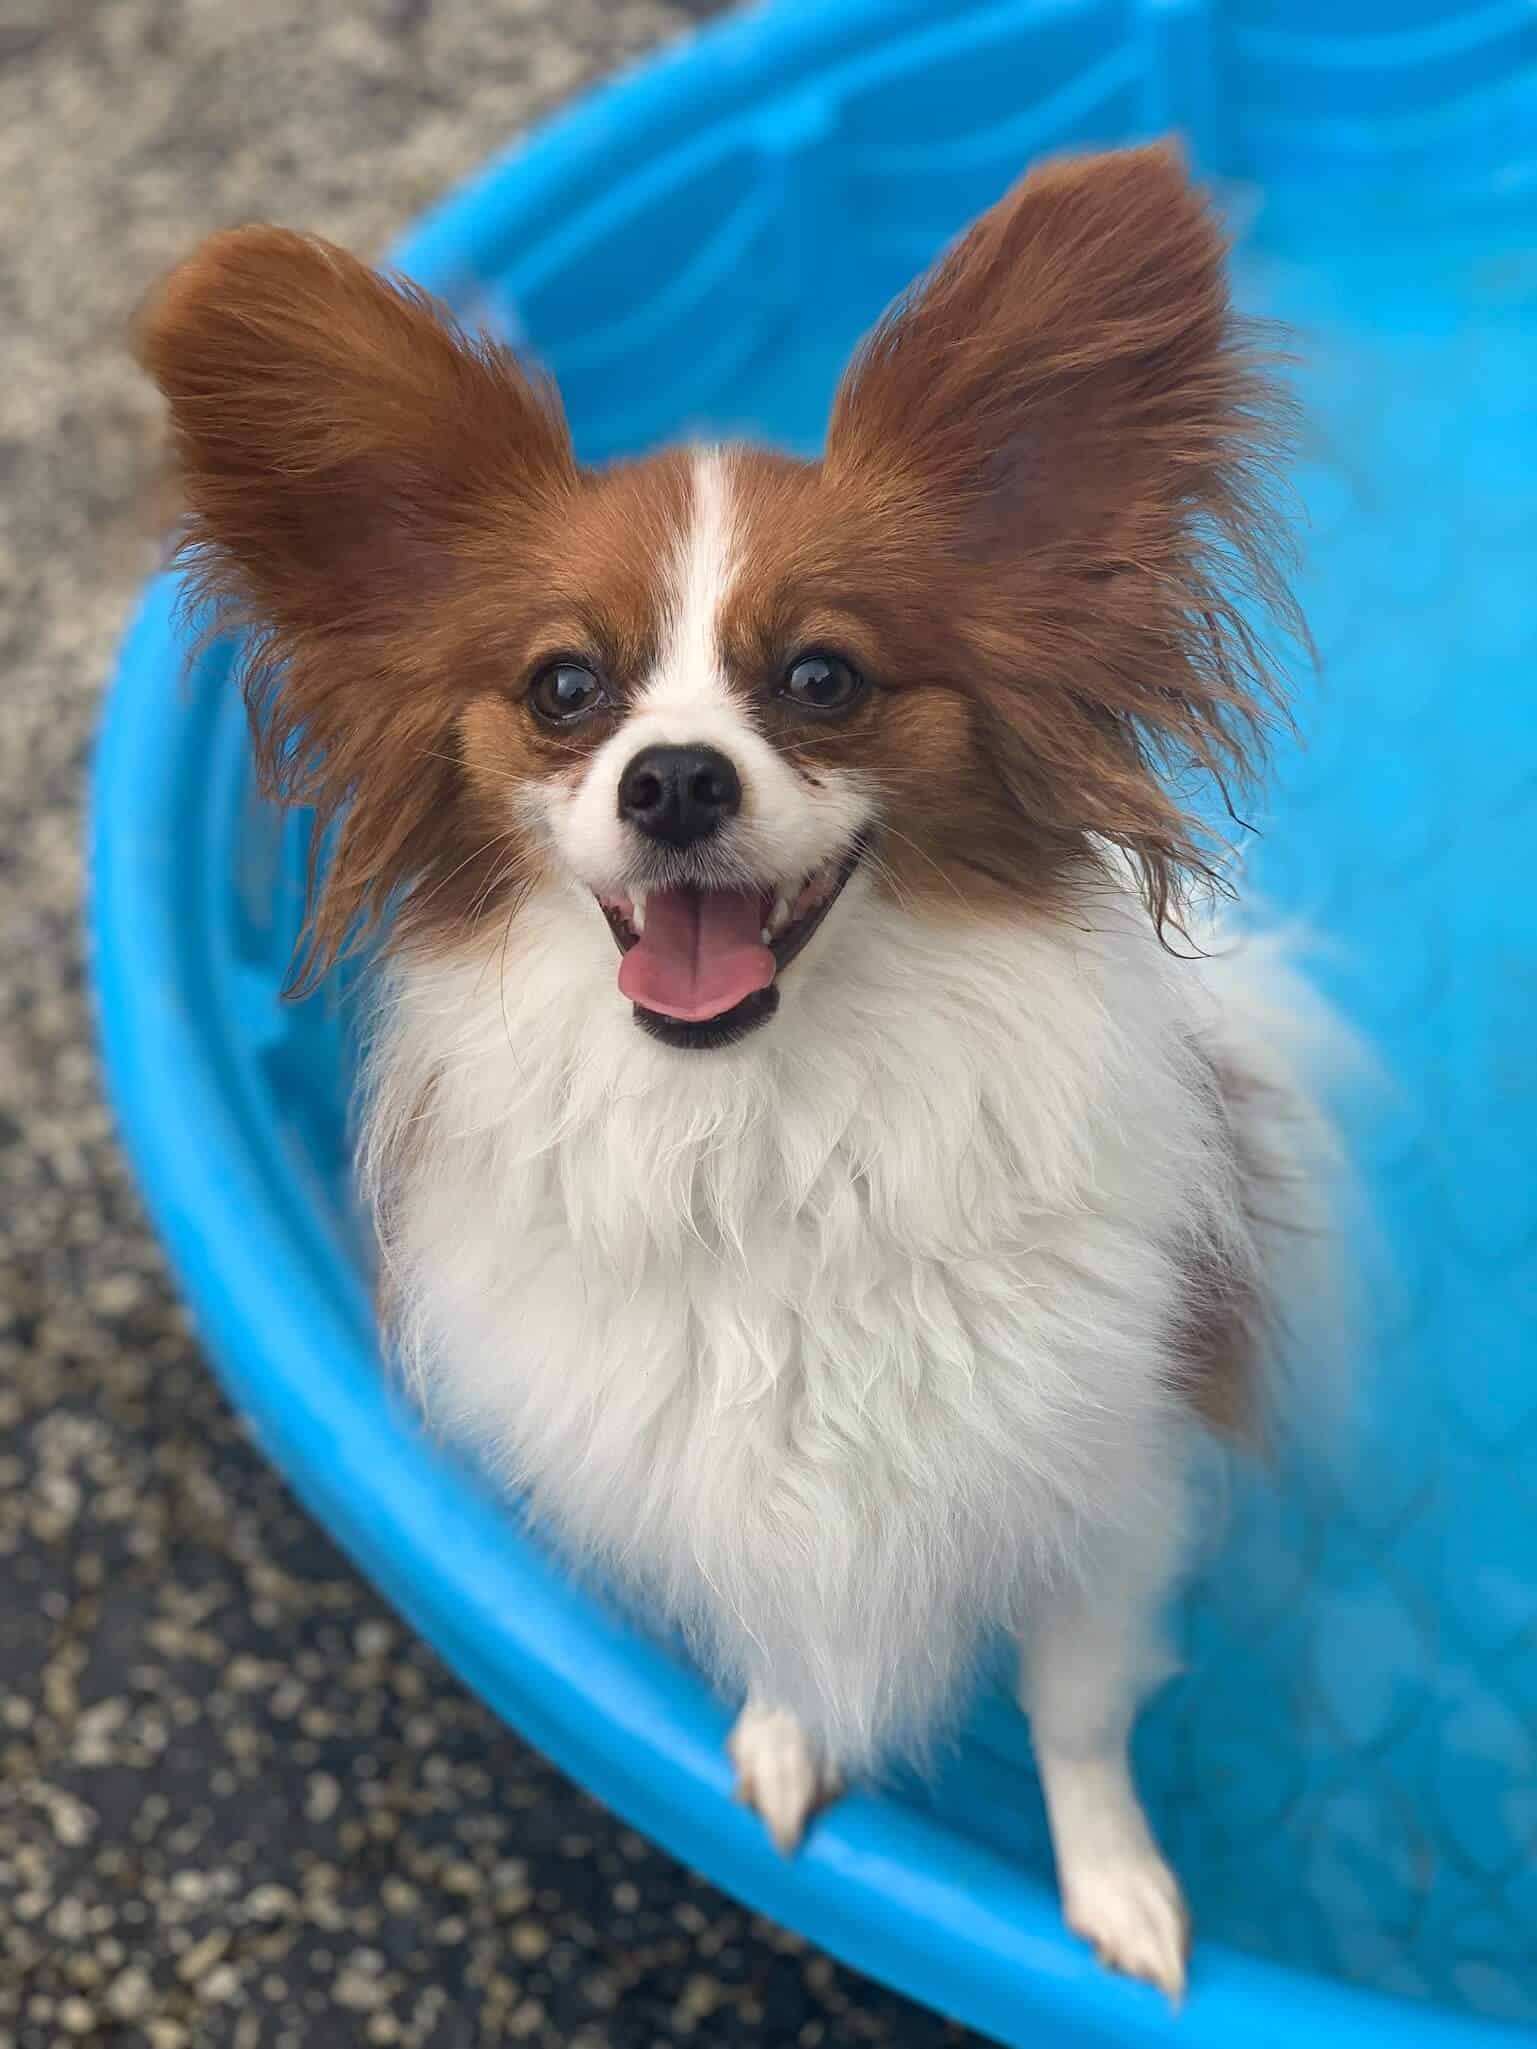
left=780, top=652, right=865, bottom=716
left=530, top=661, right=605, bottom=725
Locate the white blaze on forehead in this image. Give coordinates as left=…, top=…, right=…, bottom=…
left=549, top=443, right=871, bottom=893
left=639, top=445, right=739, bottom=731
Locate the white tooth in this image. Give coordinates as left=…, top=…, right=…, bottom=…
left=768, top=893, right=792, bottom=938
left=630, top=890, right=647, bottom=934
left=761, top=927, right=773, bottom=945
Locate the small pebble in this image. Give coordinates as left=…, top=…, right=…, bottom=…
left=176, top=1929, right=231, bottom=1984
left=106, top=1966, right=154, bottom=2021
left=510, top=1919, right=550, bottom=1961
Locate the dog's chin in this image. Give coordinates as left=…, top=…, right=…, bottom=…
left=632, top=985, right=781, bottom=1051
left=596, top=832, right=867, bottom=1054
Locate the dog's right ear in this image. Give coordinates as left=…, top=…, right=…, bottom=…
left=137, top=226, right=575, bottom=631
left=138, top=228, right=578, bottom=995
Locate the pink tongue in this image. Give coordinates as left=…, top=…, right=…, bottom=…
left=617, top=885, right=775, bottom=1022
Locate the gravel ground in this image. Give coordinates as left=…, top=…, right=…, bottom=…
left=0, top=6, right=981, bottom=2045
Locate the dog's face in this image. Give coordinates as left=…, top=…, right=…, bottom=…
left=140, top=146, right=1293, bottom=1047
left=451, top=448, right=889, bottom=1049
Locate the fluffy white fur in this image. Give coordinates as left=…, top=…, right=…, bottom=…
left=359, top=450, right=1343, bottom=2000
left=367, top=869, right=1329, bottom=1740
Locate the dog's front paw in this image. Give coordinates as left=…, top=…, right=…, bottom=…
left=727, top=1703, right=837, bottom=1854
left=1060, top=1849, right=1190, bottom=2003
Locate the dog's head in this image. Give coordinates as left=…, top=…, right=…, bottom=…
left=140, top=145, right=1295, bottom=1050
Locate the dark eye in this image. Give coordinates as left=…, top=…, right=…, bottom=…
left=530, top=661, right=606, bottom=725
left=780, top=652, right=865, bottom=717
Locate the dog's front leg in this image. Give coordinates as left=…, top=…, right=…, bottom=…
left=1019, top=1500, right=1191, bottom=2002
left=727, top=1699, right=842, bottom=1854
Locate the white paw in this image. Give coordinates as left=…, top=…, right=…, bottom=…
left=1060, top=1850, right=1190, bottom=2003
left=727, top=1704, right=835, bottom=1854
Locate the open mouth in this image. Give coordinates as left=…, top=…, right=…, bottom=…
left=597, top=836, right=866, bottom=1050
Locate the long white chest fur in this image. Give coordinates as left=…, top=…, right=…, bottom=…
left=363, top=868, right=1316, bottom=1768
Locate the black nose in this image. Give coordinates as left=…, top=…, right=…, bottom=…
left=618, top=745, right=742, bottom=847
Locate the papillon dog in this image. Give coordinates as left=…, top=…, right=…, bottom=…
left=139, top=143, right=1345, bottom=2000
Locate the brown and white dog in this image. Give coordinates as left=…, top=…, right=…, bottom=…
left=139, top=145, right=1344, bottom=1999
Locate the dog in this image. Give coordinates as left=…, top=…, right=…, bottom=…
left=138, top=143, right=1346, bottom=2000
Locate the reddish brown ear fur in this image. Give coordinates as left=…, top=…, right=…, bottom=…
left=139, top=155, right=1298, bottom=989
left=137, top=227, right=576, bottom=991
left=825, top=142, right=1302, bottom=935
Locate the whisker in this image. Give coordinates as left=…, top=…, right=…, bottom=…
left=462, top=847, right=536, bottom=941
left=861, top=845, right=919, bottom=917
left=869, top=821, right=970, bottom=908
left=409, top=823, right=528, bottom=918
left=416, top=739, right=593, bottom=785
left=497, top=881, right=535, bottom=1086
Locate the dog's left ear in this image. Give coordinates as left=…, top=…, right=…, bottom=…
left=824, top=142, right=1267, bottom=570
left=825, top=144, right=1300, bottom=929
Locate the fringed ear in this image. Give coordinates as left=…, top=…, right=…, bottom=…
left=825, top=144, right=1302, bottom=933
left=138, top=226, right=575, bottom=630
left=138, top=227, right=576, bottom=989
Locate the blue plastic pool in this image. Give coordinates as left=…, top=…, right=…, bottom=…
left=93, top=3, right=1537, bottom=2043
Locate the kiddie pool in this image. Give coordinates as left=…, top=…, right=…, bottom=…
left=92, top=3, right=1537, bottom=2043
